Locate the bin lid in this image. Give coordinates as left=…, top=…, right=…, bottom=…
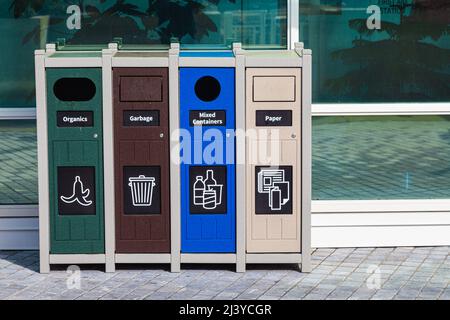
left=243, top=50, right=299, bottom=59
left=56, top=44, right=108, bottom=51
left=117, top=44, right=170, bottom=51
left=113, top=51, right=169, bottom=59
left=179, top=51, right=234, bottom=58
left=129, top=175, right=156, bottom=183
left=49, top=51, right=103, bottom=58
left=51, top=39, right=107, bottom=52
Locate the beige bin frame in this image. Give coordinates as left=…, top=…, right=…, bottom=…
left=237, top=43, right=312, bottom=272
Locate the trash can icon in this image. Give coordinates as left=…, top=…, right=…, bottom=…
left=128, top=175, right=156, bottom=207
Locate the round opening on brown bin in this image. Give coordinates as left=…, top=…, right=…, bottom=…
left=53, top=78, right=96, bottom=102
left=195, top=76, right=221, bottom=102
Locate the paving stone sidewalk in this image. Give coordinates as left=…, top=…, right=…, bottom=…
left=0, top=247, right=448, bottom=300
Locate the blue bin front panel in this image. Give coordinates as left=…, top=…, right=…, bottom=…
left=180, top=67, right=236, bottom=253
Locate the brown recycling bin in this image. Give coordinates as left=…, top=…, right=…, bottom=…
left=113, top=68, right=170, bottom=253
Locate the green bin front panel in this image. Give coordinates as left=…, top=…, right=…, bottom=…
left=47, top=68, right=104, bottom=254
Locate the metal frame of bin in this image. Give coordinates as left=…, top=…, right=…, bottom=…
left=102, top=43, right=181, bottom=272
left=173, top=44, right=246, bottom=272
left=238, top=43, right=312, bottom=272
left=35, top=44, right=114, bottom=273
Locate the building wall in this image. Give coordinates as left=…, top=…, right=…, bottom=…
left=0, top=218, right=38, bottom=250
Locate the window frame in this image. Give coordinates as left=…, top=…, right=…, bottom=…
left=311, top=103, right=450, bottom=215
left=0, top=108, right=36, bottom=120
left=291, top=1, right=450, bottom=215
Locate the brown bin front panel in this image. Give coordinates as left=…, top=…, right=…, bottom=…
left=113, top=68, right=170, bottom=253
left=246, top=68, right=302, bottom=253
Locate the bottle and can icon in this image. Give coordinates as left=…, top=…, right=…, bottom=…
left=193, top=176, right=205, bottom=205
left=203, top=190, right=217, bottom=209
left=269, top=187, right=282, bottom=210
left=193, top=170, right=223, bottom=210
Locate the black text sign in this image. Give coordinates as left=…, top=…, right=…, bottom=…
left=256, top=110, right=292, bottom=127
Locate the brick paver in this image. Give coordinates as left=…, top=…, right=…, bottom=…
left=0, top=247, right=448, bottom=300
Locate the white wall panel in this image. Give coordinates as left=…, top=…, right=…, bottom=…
left=0, top=217, right=38, bottom=250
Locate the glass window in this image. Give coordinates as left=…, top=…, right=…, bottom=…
left=0, top=120, right=38, bottom=205
left=0, top=15, right=41, bottom=108
left=0, top=0, right=287, bottom=108
left=313, top=116, right=450, bottom=200
left=300, top=0, right=450, bottom=103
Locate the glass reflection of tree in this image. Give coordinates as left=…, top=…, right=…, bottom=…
left=327, top=0, right=450, bottom=102
left=10, top=0, right=236, bottom=45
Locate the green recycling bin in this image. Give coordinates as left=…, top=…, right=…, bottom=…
left=46, top=67, right=104, bottom=254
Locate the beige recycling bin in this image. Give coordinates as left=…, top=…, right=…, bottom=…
left=246, top=68, right=301, bottom=253
left=241, top=43, right=312, bottom=271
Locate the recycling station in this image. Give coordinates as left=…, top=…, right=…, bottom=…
left=35, top=41, right=311, bottom=273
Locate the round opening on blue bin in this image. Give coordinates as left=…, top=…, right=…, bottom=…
left=195, top=76, right=221, bottom=102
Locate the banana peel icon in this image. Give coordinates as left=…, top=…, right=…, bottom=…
left=60, top=176, right=93, bottom=207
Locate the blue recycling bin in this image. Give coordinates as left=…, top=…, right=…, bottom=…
left=180, top=64, right=236, bottom=253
